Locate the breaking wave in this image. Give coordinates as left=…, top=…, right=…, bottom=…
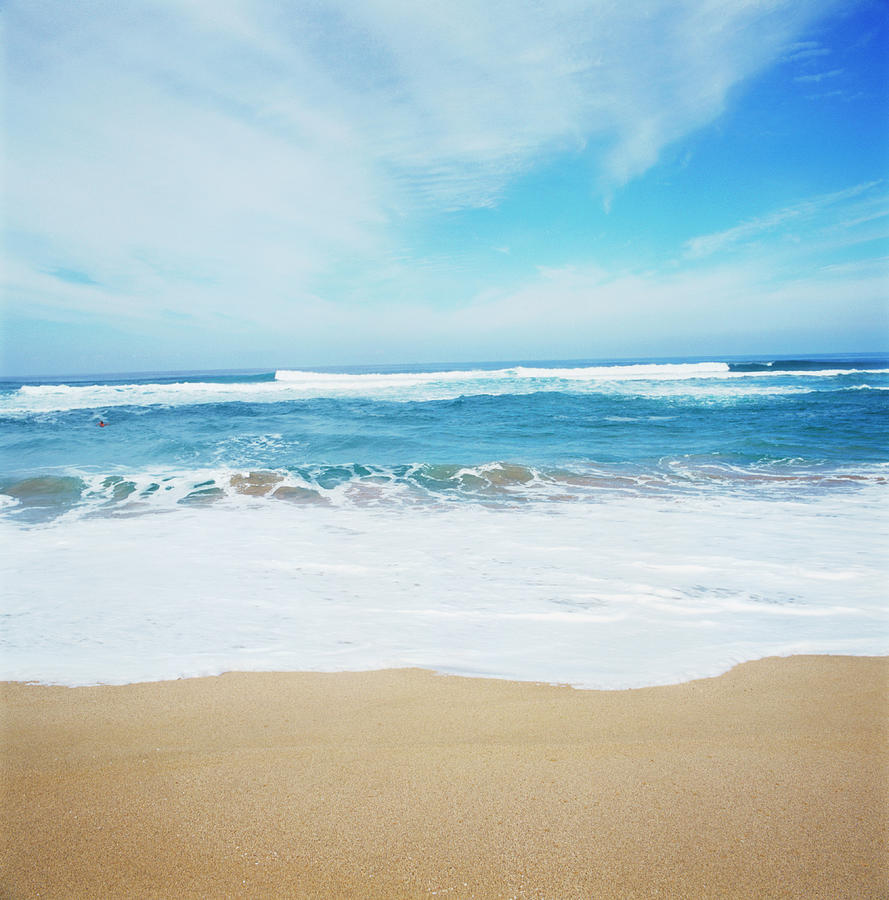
left=2, top=360, right=887, bottom=413
left=3, top=459, right=887, bottom=524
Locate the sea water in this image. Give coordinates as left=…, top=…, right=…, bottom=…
left=1, top=355, right=887, bottom=687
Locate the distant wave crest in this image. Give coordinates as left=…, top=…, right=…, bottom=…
left=2, top=361, right=886, bottom=413
left=274, top=361, right=731, bottom=384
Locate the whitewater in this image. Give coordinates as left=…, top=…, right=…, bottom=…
left=1, top=354, right=887, bottom=687
left=4, top=361, right=888, bottom=414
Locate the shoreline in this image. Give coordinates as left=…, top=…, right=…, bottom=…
left=3, top=648, right=887, bottom=692
left=3, top=655, right=887, bottom=898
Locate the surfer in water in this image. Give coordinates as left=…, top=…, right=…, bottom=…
left=98, top=420, right=107, bottom=427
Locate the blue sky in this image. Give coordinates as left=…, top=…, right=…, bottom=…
left=3, top=0, right=887, bottom=375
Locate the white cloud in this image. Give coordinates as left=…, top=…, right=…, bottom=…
left=3, top=0, right=855, bottom=369
left=264, top=255, right=888, bottom=363
left=365, top=246, right=887, bottom=361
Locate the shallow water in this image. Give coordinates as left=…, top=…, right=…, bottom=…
left=2, top=354, right=887, bottom=686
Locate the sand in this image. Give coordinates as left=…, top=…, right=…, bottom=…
left=2, top=655, right=887, bottom=899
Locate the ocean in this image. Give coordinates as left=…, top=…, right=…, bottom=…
left=1, top=354, right=887, bottom=688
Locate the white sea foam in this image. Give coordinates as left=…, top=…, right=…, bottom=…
left=275, top=361, right=733, bottom=383
left=4, top=460, right=885, bottom=523
left=3, top=363, right=885, bottom=412
left=1, top=487, right=885, bottom=688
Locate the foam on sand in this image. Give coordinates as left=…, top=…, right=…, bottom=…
left=2, top=488, right=885, bottom=688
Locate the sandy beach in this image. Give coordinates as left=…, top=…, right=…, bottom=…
left=2, top=655, right=886, bottom=898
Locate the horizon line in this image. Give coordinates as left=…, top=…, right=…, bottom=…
left=3, top=349, right=889, bottom=383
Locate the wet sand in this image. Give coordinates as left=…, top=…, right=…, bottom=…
left=2, top=655, right=887, bottom=898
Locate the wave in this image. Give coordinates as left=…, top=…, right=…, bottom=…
left=275, top=361, right=732, bottom=383
left=3, top=460, right=886, bottom=523
left=730, top=357, right=888, bottom=373
left=2, top=361, right=887, bottom=413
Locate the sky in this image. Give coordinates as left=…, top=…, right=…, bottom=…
left=2, top=0, right=888, bottom=376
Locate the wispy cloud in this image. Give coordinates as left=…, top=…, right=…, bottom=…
left=683, top=181, right=885, bottom=258
left=274, top=252, right=888, bottom=363
left=6, top=1, right=843, bottom=267
left=2, top=0, right=861, bottom=371
left=462, top=258, right=888, bottom=357
left=786, top=42, right=832, bottom=61
left=795, top=68, right=844, bottom=82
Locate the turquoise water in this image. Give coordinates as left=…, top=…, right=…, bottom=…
left=2, top=354, right=887, bottom=687
left=1, top=355, right=887, bottom=521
